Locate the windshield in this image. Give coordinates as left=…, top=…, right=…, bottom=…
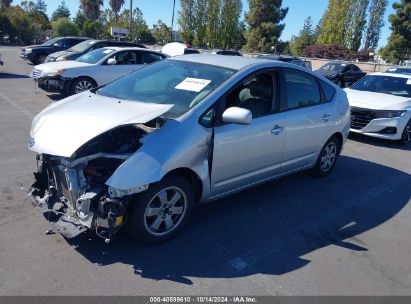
left=387, top=68, right=411, bottom=74
left=96, top=60, right=236, bottom=118
left=69, top=40, right=97, bottom=52
left=41, top=37, right=60, bottom=46
left=351, top=75, right=411, bottom=98
left=76, top=48, right=114, bottom=64
left=320, top=63, right=345, bottom=71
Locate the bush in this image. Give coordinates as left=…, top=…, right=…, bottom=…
left=51, top=17, right=79, bottom=37
left=304, top=44, right=373, bottom=62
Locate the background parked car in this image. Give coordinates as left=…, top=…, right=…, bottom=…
left=30, top=47, right=167, bottom=95
left=256, top=55, right=312, bottom=70
left=45, top=39, right=146, bottom=63
left=345, top=72, right=411, bottom=145
left=316, top=62, right=366, bottom=87
left=385, top=67, right=411, bottom=75
left=20, top=37, right=90, bottom=65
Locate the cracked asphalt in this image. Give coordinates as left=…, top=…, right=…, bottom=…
left=0, top=46, right=410, bottom=295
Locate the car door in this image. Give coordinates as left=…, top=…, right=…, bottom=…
left=97, top=50, right=143, bottom=85
left=279, top=68, right=334, bottom=173
left=210, top=70, right=287, bottom=197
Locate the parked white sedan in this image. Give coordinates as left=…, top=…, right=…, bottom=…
left=345, top=72, right=411, bottom=145
left=30, top=47, right=167, bottom=95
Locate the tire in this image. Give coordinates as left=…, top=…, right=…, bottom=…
left=399, top=119, right=411, bottom=145
left=70, top=77, right=97, bottom=95
left=34, top=54, right=47, bottom=65
left=126, top=175, right=195, bottom=244
left=311, top=136, right=340, bottom=177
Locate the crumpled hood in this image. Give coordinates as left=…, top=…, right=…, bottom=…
left=29, top=92, right=173, bottom=157
left=345, top=88, right=411, bottom=110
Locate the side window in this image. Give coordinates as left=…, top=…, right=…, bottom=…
left=283, top=69, right=322, bottom=110
left=112, top=51, right=142, bottom=65
left=69, top=39, right=82, bottom=47
left=319, top=79, right=336, bottom=103
left=225, top=72, right=275, bottom=119
left=141, top=52, right=166, bottom=64
left=54, top=39, right=64, bottom=47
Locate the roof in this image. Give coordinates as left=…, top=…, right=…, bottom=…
left=372, top=72, right=411, bottom=79
left=100, top=46, right=155, bottom=52
left=169, top=54, right=275, bottom=70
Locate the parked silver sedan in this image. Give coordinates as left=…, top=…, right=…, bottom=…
left=28, top=55, right=350, bottom=244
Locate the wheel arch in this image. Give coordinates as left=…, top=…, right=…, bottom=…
left=163, top=168, right=203, bottom=204
left=331, top=132, right=344, bottom=154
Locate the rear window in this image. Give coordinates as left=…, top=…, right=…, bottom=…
left=319, top=79, right=336, bottom=102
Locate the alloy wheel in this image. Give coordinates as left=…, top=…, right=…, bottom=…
left=402, top=122, right=411, bottom=144
left=320, top=142, right=337, bottom=172
left=144, top=186, right=187, bottom=236
left=74, top=80, right=93, bottom=94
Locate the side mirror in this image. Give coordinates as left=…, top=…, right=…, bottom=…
left=344, top=82, right=352, bottom=88
left=222, top=107, right=252, bottom=125
left=107, top=58, right=117, bottom=65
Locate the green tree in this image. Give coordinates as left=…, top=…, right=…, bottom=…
left=5, top=6, right=35, bottom=43
left=152, top=19, right=171, bottom=44
left=0, top=0, right=12, bottom=8
left=80, top=0, right=103, bottom=20
left=20, top=0, right=36, bottom=13
left=289, top=16, right=315, bottom=56
left=109, top=0, right=124, bottom=24
left=345, top=0, right=369, bottom=51
left=220, top=0, right=243, bottom=50
left=364, top=0, right=388, bottom=50
left=51, top=0, right=70, bottom=21
left=178, top=0, right=195, bottom=44
left=380, top=0, right=411, bottom=64
left=74, top=9, right=87, bottom=30
left=193, top=0, right=208, bottom=47
left=317, top=0, right=352, bottom=46
left=205, top=0, right=221, bottom=48
left=82, top=20, right=103, bottom=38
left=52, top=17, right=80, bottom=36
left=35, top=0, right=46, bottom=14
left=244, top=0, right=288, bottom=53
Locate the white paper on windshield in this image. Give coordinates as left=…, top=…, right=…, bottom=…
left=103, top=49, right=114, bottom=54
left=175, top=77, right=212, bottom=92
left=406, top=79, right=411, bottom=85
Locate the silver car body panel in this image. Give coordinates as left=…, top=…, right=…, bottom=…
left=30, top=55, right=350, bottom=203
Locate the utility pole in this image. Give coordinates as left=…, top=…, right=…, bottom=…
left=129, top=0, right=133, bottom=40
left=171, top=0, right=176, bottom=42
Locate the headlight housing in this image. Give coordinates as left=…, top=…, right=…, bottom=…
left=25, top=48, right=32, bottom=54
left=55, top=56, right=67, bottom=62
left=41, top=69, right=65, bottom=77
left=375, top=110, right=407, bottom=118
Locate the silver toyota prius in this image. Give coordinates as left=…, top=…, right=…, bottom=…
left=28, top=55, right=351, bottom=243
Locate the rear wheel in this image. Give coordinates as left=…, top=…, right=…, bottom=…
left=399, top=120, right=411, bottom=145
left=311, top=136, right=340, bottom=177
left=70, top=77, right=96, bottom=95
left=126, top=175, right=195, bottom=244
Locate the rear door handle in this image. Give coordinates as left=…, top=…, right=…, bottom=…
left=271, top=125, right=284, bottom=135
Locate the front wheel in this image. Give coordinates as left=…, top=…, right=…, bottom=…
left=34, top=54, right=46, bottom=65
left=70, top=77, right=96, bottom=95
left=126, top=175, right=195, bottom=244
left=311, top=136, right=340, bottom=177
left=399, top=120, right=411, bottom=145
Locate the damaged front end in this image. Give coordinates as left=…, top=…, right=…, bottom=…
left=28, top=123, right=156, bottom=242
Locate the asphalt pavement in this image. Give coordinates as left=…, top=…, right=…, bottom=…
left=0, top=46, right=410, bottom=296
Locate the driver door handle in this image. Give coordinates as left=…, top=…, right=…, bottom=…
left=271, top=125, right=284, bottom=135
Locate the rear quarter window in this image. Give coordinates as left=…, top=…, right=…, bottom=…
left=319, top=79, right=336, bottom=102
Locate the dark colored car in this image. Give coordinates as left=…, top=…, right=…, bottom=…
left=212, top=50, right=242, bottom=56
left=385, top=67, right=411, bottom=75
left=257, top=55, right=312, bottom=70
left=20, top=37, right=90, bottom=65
left=184, top=48, right=200, bottom=55
left=316, top=62, right=366, bottom=87
left=45, top=39, right=146, bottom=63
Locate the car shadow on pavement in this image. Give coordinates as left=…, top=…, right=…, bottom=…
left=0, top=72, right=29, bottom=79
left=349, top=132, right=411, bottom=151
left=67, top=156, right=411, bottom=285
left=46, top=94, right=66, bottom=102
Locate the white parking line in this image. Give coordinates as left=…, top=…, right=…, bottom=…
left=0, top=92, right=35, bottom=120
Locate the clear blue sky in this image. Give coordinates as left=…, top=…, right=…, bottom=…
left=14, top=0, right=396, bottom=48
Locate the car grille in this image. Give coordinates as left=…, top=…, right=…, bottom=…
left=30, top=68, right=42, bottom=78
left=350, top=108, right=376, bottom=130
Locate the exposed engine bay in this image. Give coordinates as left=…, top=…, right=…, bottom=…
left=28, top=121, right=160, bottom=242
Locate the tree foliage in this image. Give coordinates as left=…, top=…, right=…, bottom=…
left=380, top=0, right=411, bottom=64
left=51, top=0, right=70, bottom=21
left=289, top=17, right=315, bottom=56
left=345, top=0, right=369, bottom=51
left=244, top=0, right=288, bottom=53
left=51, top=17, right=79, bottom=36
left=205, top=0, right=221, bottom=49
left=220, top=0, right=243, bottom=49
left=109, top=0, right=124, bottom=23
left=80, top=0, right=103, bottom=20
left=0, top=0, right=12, bottom=8
left=178, top=0, right=195, bottom=44
left=364, top=0, right=388, bottom=50
left=152, top=19, right=171, bottom=44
